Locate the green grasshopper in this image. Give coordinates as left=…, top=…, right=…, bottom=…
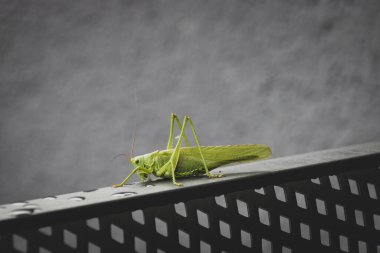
left=113, top=114, right=272, bottom=187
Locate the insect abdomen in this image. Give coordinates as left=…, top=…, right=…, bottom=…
left=174, top=155, right=221, bottom=177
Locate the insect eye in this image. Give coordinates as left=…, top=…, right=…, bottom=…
left=135, top=160, right=139, bottom=164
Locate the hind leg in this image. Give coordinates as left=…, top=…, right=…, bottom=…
left=167, top=113, right=191, bottom=149
left=185, top=116, right=223, bottom=178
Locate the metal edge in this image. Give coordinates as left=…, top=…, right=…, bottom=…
left=0, top=142, right=379, bottom=234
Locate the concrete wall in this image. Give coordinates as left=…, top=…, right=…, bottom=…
left=0, top=0, right=379, bottom=203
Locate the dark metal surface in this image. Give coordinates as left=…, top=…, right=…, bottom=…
left=0, top=143, right=380, bottom=252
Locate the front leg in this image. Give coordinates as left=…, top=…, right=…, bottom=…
left=113, top=167, right=140, bottom=188
left=170, top=160, right=183, bottom=186
left=138, top=172, right=152, bottom=182
left=156, top=160, right=183, bottom=186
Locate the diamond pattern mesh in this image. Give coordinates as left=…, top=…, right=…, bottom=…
left=1, top=166, right=379, bottom=253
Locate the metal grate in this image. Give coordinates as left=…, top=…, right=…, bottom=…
left=0, top=143, right=380, bottom=252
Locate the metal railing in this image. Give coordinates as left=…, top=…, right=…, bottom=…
left=1, top=143, right=379, bottom=253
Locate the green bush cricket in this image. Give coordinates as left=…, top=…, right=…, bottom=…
left=113, top=114, right=272, bottom=187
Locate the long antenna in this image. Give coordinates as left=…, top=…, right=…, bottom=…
left=112, top=153, right=127, bottom=162
left=129, top=87, right=138, bottom=160
left=130, top=124, right=137, bottom=159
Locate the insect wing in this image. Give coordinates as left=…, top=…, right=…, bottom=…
left=179, top=144, right=272, bottom=163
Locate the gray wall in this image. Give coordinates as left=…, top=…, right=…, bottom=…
left=0, top=0, right=379, bottom=204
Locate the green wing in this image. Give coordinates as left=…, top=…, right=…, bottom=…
left=178, top=144, right=272, bottom=168
left=157, top=144, right=271, bottom=176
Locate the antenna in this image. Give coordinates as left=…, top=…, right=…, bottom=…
left=112, top=153, right=127, bottom=162
left=129, top=87, right=138, bottom=160
left=130, top=125, right=136, bottom=159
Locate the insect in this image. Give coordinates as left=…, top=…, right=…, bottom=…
left=113, top=114, right=272, bottom=187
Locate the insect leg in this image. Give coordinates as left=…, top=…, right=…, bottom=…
left=155, top=157, right=182, bottom=186
left=166, top=113, right=191, bottom=149
left=112, top=167, right=140, bottom=188
left=166, top=113, right=175, bottom=149
left=186, top=116, right=224, bottom=179
left=160, top=116, right=192, bottom=185
left=138, top=167, right=153, bottom=182
left=174, top=115, right=191, bottom=147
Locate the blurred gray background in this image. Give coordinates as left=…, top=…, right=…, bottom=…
left=0, top=0, right=379, bottom=204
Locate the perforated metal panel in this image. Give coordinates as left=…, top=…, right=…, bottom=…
left=1, top=143, right=380, bottom=253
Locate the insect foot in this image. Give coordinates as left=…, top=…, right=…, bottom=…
left=208, top=174, right=224, bottom=178
left=112, top=184, right=123, bottom=188
left=174, top=182, right=184, bottom=186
